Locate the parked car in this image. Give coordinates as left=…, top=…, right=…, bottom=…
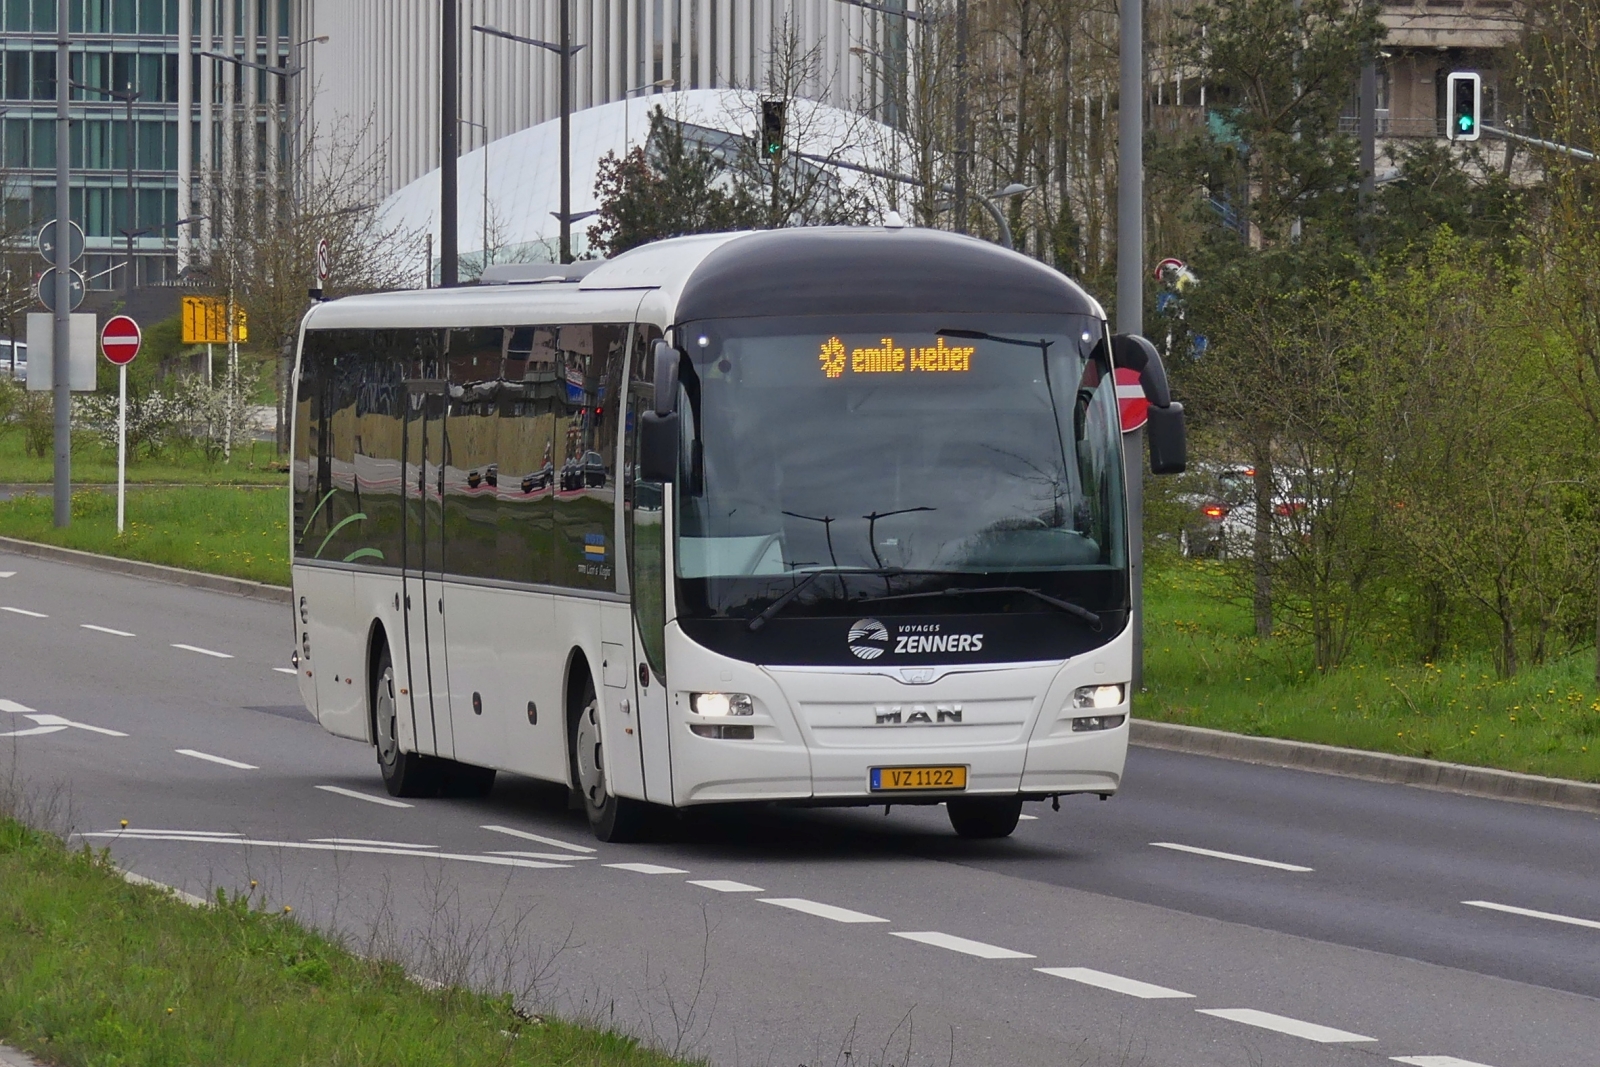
left=581, top=450, right=606, bottom=487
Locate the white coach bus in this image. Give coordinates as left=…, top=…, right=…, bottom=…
left=289, top=226, right=1186, bottom=841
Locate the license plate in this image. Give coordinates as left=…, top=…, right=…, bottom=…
left=870, top=765, right=968, bottom=792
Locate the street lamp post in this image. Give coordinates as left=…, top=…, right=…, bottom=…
left=979, top=182, right=1030, bottom=250
left=459, top=117, right=490, bottom=271
left=472, top=21, right=586, bottom=264
left=71, top=79, right=140, bottom=295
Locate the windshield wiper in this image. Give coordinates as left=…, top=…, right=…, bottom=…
left=861, top=585, right=1102, bottom=627
left=746, top=567, right=924, bottom=632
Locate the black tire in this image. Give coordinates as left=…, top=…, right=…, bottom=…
left=372, top=645, right=441, bottom=798
left=569, top=674, right=651, bottom=842
left=946, top=796, right=1024, bottom=839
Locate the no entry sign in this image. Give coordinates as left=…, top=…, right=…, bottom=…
left=100, top=315, right=142, bottom=366
left=1115, top=367, right=1149, bottom=432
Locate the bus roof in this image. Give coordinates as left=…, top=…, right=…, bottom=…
left=301, top=226, right=1105, bottom=332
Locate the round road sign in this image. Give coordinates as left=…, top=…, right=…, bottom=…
left=37, top=267, right=85, bottom=312
left=38, top=219, right=86, bottom=264
left=316, top=237, right=330, bottom=283
left=101, top=314, right=143, bottom=366
left=1115, top=367, right=1149, bottom=433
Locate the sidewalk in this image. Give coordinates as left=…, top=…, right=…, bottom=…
left=0, top=1045, right=40, bottom=1067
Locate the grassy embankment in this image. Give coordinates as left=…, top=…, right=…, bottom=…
left=0, top=817, right=688, bottom=1067
left=0, top=486, right=288, bottom=586
left=1139, top=556, right=1600, bottom=783
left=0, top=431, right=285, bottom=486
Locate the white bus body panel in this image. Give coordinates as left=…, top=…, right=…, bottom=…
left=661, top=623, right=1131, bottom=805
left=294, top=563, right=365, bottom=741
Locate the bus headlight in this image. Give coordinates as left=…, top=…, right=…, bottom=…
left=1072, top=684, right=1126, bottom=709
left=691, top=692, right=754, bottom=717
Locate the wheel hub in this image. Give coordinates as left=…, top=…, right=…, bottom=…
left=375, top=667, right=399, bottom=767
left=575, top=700, right=606, bottom=808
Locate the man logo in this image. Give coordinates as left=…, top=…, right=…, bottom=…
left=847, top=618, right=890, bottom=660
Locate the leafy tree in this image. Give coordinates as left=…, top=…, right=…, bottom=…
left=1518, top=0, right=1600, bottom=682
left=1372, top=140, right=1522, bottom=258
left=587, top=106, right=756, bottom=258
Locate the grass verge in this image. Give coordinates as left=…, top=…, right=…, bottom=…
left=0, top=432, right=286, bottom=486
left=0, top=818, right=688, bottom=1067
left=1141, top=556, right=1600, bottom=783
left=0, top=486, right=288, bottom=586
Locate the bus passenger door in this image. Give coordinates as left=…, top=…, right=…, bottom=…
left=402, top=383, right=454, bottom=759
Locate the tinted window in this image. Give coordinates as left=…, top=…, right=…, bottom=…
left=551, top=323, right=626, bottom=591
left=293, top=330, right=406, bottom=569
left=624, top=324, right=665, bottom=673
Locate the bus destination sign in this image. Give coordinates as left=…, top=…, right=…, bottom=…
left=819, top=335, right=974, bottom=379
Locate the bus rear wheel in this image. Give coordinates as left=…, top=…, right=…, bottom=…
left=570, top=679, right=650, bottom=843
left=373, top=647, right=439, bottom=798
left=946, top=796, right=1023, bottom=839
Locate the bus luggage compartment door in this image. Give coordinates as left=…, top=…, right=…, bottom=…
left=402, top=383, right=454, bottom=760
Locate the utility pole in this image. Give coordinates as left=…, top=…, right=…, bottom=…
left=559, top=0, right=572, bottom=264
left=440, top=0, right=459, bottom=286
left=953, top=0, right=969, bottom=234
left=52, top=0, right=70, bottom=527
left=1117, top=0, right=1145, bottom=685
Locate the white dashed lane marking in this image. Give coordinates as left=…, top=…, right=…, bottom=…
left=315, top=784, right=413, bottom=808
left=1197, top=1008, right=1374, bottom=1043
left=0, top=571, right=15, bottom=578
left=313, top=838, right=436, bottom=849
left=1150, top=841, right=1314, bottom=872
left=1392, top=1057, right=1500, bottom=1067
left=81, top=624, right=135, bottom=637
left=272, top=667, right=297, bottom=675
left=173, top=643, right=233, bottom=659
left=891, top=931, right=1034, bottom=959
left=689, top=879, right=764, bottom=893
left=0, top=700, right=35, bottom=712
left=605, top=862, right=689, bottom=875
left=1, top=606, right=47, bottom=618
left=488, top=850, right=596, bottom=862
left=759, top=898, right=888, bottom=924
left=480, top=824, right=597, bottom=854
left=1018, top=813, right=1039, bottom=820
left=1036, top=967, right=1195, bottom=999
left=176, top=748, right=258, bottom=770
left=1462, top=899, right=1600, bottom=932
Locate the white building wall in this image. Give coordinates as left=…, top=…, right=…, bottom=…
left=303, top=0, right=919, bottom=196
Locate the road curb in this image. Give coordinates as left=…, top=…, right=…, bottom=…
left=1132, top=718, right=1600, bottom=814
left=0, top=536, right=291, bottom=605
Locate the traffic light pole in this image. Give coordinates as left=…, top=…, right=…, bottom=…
left=1482, top=125, right=1596, bottom=162
left=52, top=0, right=70, bottom=527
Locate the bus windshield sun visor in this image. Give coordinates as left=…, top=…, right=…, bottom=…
left=860, top=585, right=1101, bottom=628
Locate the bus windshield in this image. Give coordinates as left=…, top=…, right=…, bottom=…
left=674, top=312, right=1127, bottom=621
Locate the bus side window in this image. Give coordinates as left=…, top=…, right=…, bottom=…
left=626, top=324, right=667, bottom=676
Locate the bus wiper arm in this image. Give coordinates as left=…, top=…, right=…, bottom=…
left=861, top=585, right=1101, bottom=627
left=747, top=567, right=919, bottom=632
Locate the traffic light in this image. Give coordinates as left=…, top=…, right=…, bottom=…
left=761, top=99, right=786, bottom=161
left=1446, top=71, right=1481, bottom=142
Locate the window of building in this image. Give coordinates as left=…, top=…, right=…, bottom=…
left=138, top=0, right=161, bottom=33
left=82, top=118, right=110, bottom=168
left=5, top=0, right=29, bottom=33
left=3, top=119, right=24, bottom=168
left=31, top=50, right=55, bottom=101
left=3, top=52, right=25, bottom=100
left=30, top=0, right=54, bottom=32
left=137, top=117, right=162, bottom=168
left=83, top=185, right=111, bottom=236
left=111, top=0, right=134, bottom=34
left=30, top=117, right=52, bottom=168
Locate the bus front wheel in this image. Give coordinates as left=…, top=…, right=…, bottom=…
left=373, top=647, right=438, bottom=797
left=570, top=680, right=650, bottom=842
left=946, top=796, right=1023, bottom=839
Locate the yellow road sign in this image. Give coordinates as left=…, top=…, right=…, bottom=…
left=181, top=295, right=248, bottom=344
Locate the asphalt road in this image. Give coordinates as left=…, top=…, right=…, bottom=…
left=2, top=549, right=1597, bottom=1067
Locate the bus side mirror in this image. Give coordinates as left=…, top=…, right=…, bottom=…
left=640, top=340, right=683, bottom=481
left=652, top=339, right=679, bottom=417
left=1147, top=402, right=1186, bottom=475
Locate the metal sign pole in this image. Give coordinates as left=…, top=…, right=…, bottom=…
left=117, top=362, right=126, bottom=534
left=1118, top=0, right=1146, bottom=689
left=52, top=0, right=70, bottom=528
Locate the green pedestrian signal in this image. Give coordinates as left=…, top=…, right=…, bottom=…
left=1447, top=72, right=1481, bottom=143
left=761, top=99, right=786, bottom=160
